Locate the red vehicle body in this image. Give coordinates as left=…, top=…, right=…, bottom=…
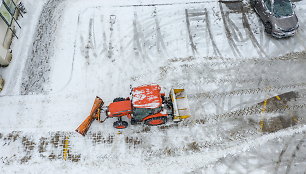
left=76, top=84, right=190, bottom=136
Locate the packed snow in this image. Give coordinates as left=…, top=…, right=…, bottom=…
left=1, top=0, right=306, bottom=173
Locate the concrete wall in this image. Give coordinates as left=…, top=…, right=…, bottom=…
left=0, top=45, right=12, bottom=66
left=0, top=76, right=4, bottom=91
left=0, top=16, right=8, bottom=45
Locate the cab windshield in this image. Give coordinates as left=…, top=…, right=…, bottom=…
left=133, top=107, right=162, bottom=121
left=273, top=0, right=293, bottom=17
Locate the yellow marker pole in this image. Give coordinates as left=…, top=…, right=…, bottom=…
left=260, top=99, right=268, bottom=131
left=173, top=115, right=191, bottom=120
left=260, top=95, right=282, bottom=132
left=259, top=120, right=265, bottom=131
left=261, top=100, right=268, bottom=113
left=178, top=108, right=187, bottom=110
left=292, top=115, right=298, bottom=124
left=117, top=131, right=122, bottom=134
left=63, top=136, right=69, bottom=161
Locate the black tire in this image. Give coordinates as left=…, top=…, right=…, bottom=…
left=113, top=97, right=125, bottom=102
left=264, top=22, right=272, bottom=34
left=131, top=118, right=137, bottom=125
left=113, top=121, right=128, bottom=129
left=250, top=0, right=256, bottom=8
left=144, top=117, right=167, bottom=126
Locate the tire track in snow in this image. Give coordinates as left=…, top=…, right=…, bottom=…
left=90, top=17, right=98, bottom=58
left=136, top=121, right=305, bottom=164
left=293, top=30, right=306, bottom=50
left=117, top=0, right=218, bottom=7
left=153, top=9, right=168, bottom=57
left=273, top=135, right=295, bottom=174
left=185, top=9, right=198, bottom=55
left=241, top=10, right=267, bottom=58
left=80, top=16, right=104, bottom=62
left=80, top=18, right=93, bottom=64
left=79, top=14, right=114, bottom=60
left=155, top=52, right=306, bottom=92
left=190, top=90, right=300, bottom=123
left=219, top=2, right=242, bottom=57
left=188, top=83, right=306, bottom=99
left=143, top=125, right=259, bottom=160
left=145, top=124, right=306, bottom=172
left=176, top=77, right=280, bottom=87
left=133, top=11, right=148, bottom=59
left=204, top=8, right=222, bottom=57
left=120, top=9, right=167, bottom=58
left=156, top=51, right=306, bottom=84
left=50, top=14, right=84, bottom=94
left=133, top=93, right=303, bottom=132
left=56, top=15, right=80, bottom=93
left=227, top=14, right=248, bottom=43
left=107, top=15, right=116, bottom=60
left=0, top=119, right=259, bottom=164
left=99, top=15, right=109, bottom=56
left=184, top=8, right=222, bottom=57
left=258, top=17, right=266, bottom=48
left=285, top=133, right=306, bottom=174
left=206, top=102, right=306, bottom=124
left=166, top=50, right=306, bottom=63
left=193, top=131, right=306, bottom=173
left=174, top=56, right=306, bottom=69
left=1, top=118, right=304, bottom=164
left=255, top=18, right=289, bottom=55
left=0, top=125, right=253, bottom=163
left=185, top=9, right=208, bottom=55
left=221, top=2, right=267, bottom=58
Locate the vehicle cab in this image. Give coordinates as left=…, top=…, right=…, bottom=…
left=131, top=84, right=165, bottom=121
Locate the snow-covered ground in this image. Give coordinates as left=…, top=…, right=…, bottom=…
left=1, top=0, right=306, bottom=173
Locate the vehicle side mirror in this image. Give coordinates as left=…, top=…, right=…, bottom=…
left=292, top=3, right=296, bottom=9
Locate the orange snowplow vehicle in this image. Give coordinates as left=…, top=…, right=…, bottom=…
left=76, top=84, right=191, bottom=136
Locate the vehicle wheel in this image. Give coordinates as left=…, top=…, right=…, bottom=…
left=113, top=121, right=128, bottom=129
left=144, top=117, right=167, bottom=126
left=250, top=0, right=256, bottom=7
left=113, top=97, right=125, bottom=102
left=131, top=118, right=137, bottom=125
left=264, top=22, right=272, bottom=34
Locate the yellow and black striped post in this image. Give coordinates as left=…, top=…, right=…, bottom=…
left=260, top=99, right=268, bottom=131
left=63, top=136, right=69, bottom=160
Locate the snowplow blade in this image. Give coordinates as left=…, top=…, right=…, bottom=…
left=170, top=89, right=191, bottom=122
left=75, top=96, right=104, bottom=136
left=75, top=116, right=95, bottom=136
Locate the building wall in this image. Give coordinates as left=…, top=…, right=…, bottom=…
left=0, top=16, right=8, bottom=46
left=0, top=75, right=4, bottom=91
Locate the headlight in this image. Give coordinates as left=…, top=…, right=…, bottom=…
left=274, top=24, right=282, bottom=31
